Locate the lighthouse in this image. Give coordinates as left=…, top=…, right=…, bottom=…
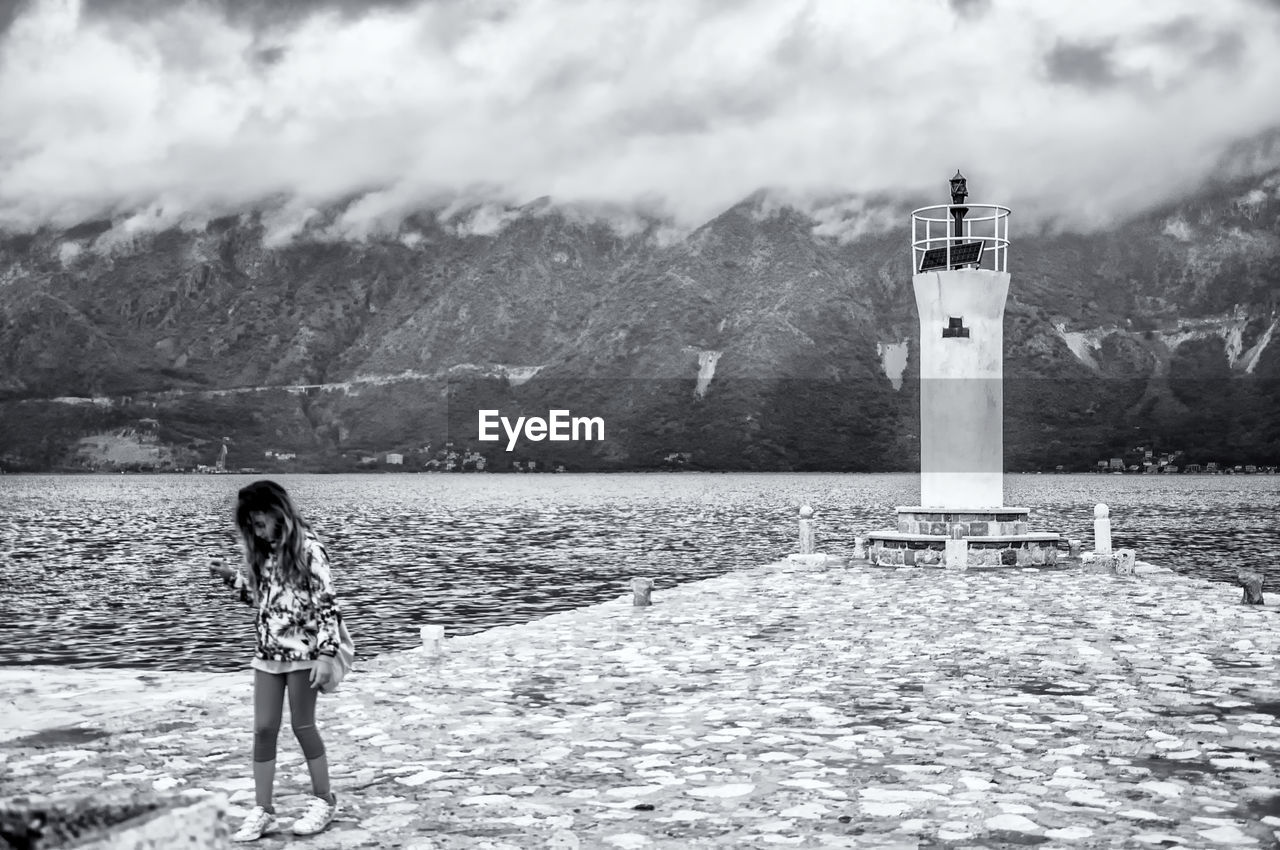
left=865, top=172, right=1060, bottom=568
left=916, top=170, right=1006, bottom=508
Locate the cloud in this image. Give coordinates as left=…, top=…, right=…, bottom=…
left=1045, top=19, right=1247, bottom=92
left=0, top=0, right=34, bottom=35
left=1200, top=30, right=1247, bottom=68
left=1, top=0, right=1279, bottom=239
left=1044, top=39, right=1124, bottom=90
left=948, top=0, right=991, bottom=21
left=78, top=0, right=430, bottom=28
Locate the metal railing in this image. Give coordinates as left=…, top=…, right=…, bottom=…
left=910, top=203, right=1011, bottom=274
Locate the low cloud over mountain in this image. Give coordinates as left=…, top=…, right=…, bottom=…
left=3, top=0, right=1280, bottom=237
left=2, top=158, right=1279, bottom=472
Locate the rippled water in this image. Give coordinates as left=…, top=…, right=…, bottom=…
left=1, top=472, right=1277, bottom=672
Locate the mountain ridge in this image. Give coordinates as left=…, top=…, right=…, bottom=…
left=2, top=168, right=1279, bottom=472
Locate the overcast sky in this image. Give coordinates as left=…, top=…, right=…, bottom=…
left=2, top=0, right=1280, bottom=240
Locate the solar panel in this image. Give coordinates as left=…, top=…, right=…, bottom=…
left=919, top=240, right=984, bottom=273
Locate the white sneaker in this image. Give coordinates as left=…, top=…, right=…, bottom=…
left=292, top=794, right=338, bottom=836
left=231, top=806, right=277, bottom=842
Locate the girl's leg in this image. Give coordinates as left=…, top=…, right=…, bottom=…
left=252, top=670, right=288, bottom=812
left=285, top=669, right=333, bottom=803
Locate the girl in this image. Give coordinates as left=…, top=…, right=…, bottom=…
left=210, top=480, right=342, bottom=842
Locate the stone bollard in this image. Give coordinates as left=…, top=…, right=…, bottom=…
left=798, top=505, right=815, bottom=555
left=1080, top=548, right=1139, bottom=576
left=945, top=523, right=968, bottom=570
left=853, top=536, right=867, bottom=560
left=631, top=577, right=654, bottom=607
left=1238, top=570, right=1265, bottom=605
left=420, top=624, right=445, bottom=654
left=1093, top=504, right=1112, bottom=555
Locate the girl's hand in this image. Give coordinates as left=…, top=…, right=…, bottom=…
left=208, top=558, right=238, bottom=582
left=310, top=658, right=336, bottom=690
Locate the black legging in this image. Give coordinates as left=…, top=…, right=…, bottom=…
left=252, top=669, right=325, bottom=762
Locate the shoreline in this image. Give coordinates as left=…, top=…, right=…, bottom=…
left=5, top=469, right=1280, bottom=477
left=7, top=560, right=1280, bottom=847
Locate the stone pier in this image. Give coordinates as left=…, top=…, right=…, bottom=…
left=4, top=561, right=1280, bottom=848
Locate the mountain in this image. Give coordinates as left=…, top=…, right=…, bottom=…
left=1, top=168, right=1278, bottom=473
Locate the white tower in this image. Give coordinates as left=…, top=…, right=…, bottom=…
left=911, top=171, right=1009, bottom=508
left=864, top=172, right=1059, bottom=569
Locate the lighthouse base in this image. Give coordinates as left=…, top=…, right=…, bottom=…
left=865, top=506, right=1061, bottom=568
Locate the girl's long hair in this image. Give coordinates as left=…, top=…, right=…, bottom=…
left=235, top=480, right=314, bottom=594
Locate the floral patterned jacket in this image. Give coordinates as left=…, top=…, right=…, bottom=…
left=229, top=534, right=341, bottom=662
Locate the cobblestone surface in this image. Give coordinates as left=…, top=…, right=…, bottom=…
left=5, top=560, right=1280, bottom=848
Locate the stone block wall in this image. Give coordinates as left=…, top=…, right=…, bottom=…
left=868, top=540, right=1059, bottom=568
left=896, top=512, right=1031, bottom=537
left=966, top=544, right=1058, bottom=567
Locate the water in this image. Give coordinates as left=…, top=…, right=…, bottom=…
left=1, top=472, right=1277, bottom=673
